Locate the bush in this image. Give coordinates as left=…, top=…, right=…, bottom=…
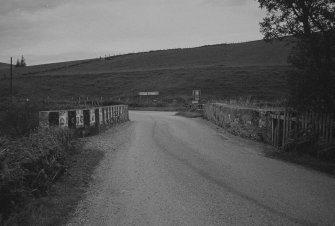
left=284, top=127, right=335, bottom=160
left=0, top=127, right=75, bottom=222
left=0, top=102, right=40, bottom=137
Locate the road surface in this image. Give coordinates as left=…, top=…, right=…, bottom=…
left=67, top=111, right=335, bottom=226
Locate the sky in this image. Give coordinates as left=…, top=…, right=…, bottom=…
left=0, top=0, right=266, bottom=65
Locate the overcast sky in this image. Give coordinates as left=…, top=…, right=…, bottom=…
left=0, top=0, right=265, bottom=65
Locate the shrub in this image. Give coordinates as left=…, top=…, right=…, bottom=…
left=0, top=102, right=40, bottom=137
left=284, top=127, right=335, bottom=160
left=0, top=127, right=75, bottom=222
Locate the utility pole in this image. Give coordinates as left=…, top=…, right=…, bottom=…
left=10, top=57, right=13, bottom=103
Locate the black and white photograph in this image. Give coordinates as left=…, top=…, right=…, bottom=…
left=0, top=0, right=335, bottom=225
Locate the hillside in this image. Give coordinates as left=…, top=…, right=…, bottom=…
left=0, top=39, right=293, bottom=105
left=0, top=62, right=9, bottom=70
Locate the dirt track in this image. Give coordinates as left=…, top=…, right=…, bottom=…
left=66, top=111, right=335, bottom=226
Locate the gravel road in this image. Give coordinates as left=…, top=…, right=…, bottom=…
left=66, top=111, right=335, bottom=226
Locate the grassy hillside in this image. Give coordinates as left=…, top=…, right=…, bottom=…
left=0, top=39, right=293, bottom=107
left=0, top=62, right=9, bottom=70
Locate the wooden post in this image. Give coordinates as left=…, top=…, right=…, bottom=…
left=272, top=116, right=274, bottom=146
left=325, top=113, right=330, bottom=144
left=282, top=111, right=287, bottom=148
left=10, top=57, right=13, bottom=103
left=322, top=112, right=326, bottom=143
left=274, top=116, right=277, bottom=147
left=318, top=112, right=322, bottom=140
left=301, top=113, right=306, bottom=130
left=278, top=114, right=281, bottom=148
left=304, top=112, right=307, bottom=129
left=329, top=113, right=334, bottom=144
left=311, top=111, right=315, bottom=135
left=286, top=113, right=291, bottom=141
left=276, top=115, right=279, bottom=147
left=309, top=111, right=313, bottom=132
left=288, top=112, right=292, bottom=141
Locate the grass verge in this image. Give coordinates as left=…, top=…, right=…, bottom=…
left=2, top=140, right=104, bottom=226
left=0, top=126, right=105, bottom=226
left=264, top=150, right=335, bottom=177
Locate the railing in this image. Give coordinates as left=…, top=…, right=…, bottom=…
left=39, top=105, right=129, bottom=128
left=271, top=111, right=334, bottom=148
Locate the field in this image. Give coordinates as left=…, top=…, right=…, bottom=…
left=0, top=39, right=293, bottom=107
left=0, top=62, right=9, bottom=70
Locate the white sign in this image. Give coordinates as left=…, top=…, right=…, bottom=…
left=76, top=110, right=84, bottom=128
left=59, top=111, right=68, bottom=128
left=193, top=90, right=201, bottom=101
left=90, top=109, right=95, bottom=126
left=138, top=91, right=159, bottom=96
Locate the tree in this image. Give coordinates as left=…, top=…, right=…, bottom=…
left=20, top=55, right=26, bottom=67
left=14, top=56, right=27, bottom=68
left=258, top=0, right=335, bottom=111
left=15, top=59, right=20, bottom=68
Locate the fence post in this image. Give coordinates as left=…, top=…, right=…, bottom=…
left=282, top=112, right=286, bottom=147
left=330, top=113, right=334, bottom=144
left=287, top=112, right=290, bottom=146
left=322, top=112, right=327, bottom=143
left=271, top=115, right=274, bottom=146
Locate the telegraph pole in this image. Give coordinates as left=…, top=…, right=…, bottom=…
left=10, top=57, right=13, bottom=103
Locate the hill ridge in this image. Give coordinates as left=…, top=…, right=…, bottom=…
left=0, top=39, right=291, bottom=102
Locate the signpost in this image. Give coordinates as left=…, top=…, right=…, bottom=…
left=10, top=57, right=13, bottom=103
left=138, top=91, right=159, bottom=96
left=192, top=90, right=201, bottom=104
left=138, top=91, right=159, bottom=104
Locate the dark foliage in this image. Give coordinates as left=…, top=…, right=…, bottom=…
left=15, top=56, right=27, bottom=68
left=0, top=102, right=40, bottom=137
left=0, top=128, right=75, bottom=222
left=258, top=0, right=335, bottom=112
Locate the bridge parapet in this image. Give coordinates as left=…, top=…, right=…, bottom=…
left=39, top=105, right=129, bottom=129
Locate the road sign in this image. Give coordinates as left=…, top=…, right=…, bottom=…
left=193, top=90, right=201, bottom=102
left=138, top=91, right=159, bottom=96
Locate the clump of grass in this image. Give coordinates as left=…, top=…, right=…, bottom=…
left=0, top=127, right=75, bottom=223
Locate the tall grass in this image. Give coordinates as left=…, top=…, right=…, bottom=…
left=0, top=127, right=75, bottom=223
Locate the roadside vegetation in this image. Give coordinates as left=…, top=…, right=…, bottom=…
left=0, top=126, right=74, bottom=224
left=0, top=130, right=104, bottom=226
left=257, top=0, right=335, bottom=155
left=258, top=0, right=335, bottom=113
left=0, top=101, right=105, bottom=225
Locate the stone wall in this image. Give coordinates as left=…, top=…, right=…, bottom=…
left=203, top=103, right=276, bottom=144
left=39, top=105, right=129, bottom=129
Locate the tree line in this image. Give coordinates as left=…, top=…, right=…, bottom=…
left=15, top=55, right=27, bottom=67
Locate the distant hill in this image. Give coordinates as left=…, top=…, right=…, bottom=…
left=0, top=39, right=293, bottom=104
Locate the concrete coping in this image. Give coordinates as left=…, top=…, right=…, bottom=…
left=39, top=104, right=127, bottom=113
